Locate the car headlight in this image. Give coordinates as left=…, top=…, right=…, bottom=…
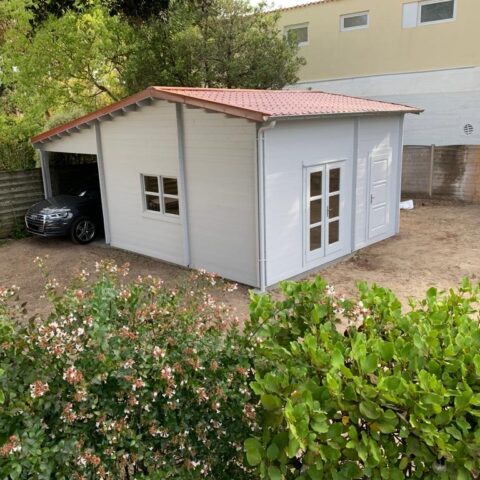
left=46, top=211, right=71, bottom=220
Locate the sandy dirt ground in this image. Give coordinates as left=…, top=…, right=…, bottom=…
left=0, top=202, right=479, bottom=321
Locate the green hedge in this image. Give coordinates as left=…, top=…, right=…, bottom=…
left=1, top=262, right=480, bottom=479
left=0, top=260, right=255, bottom=479
left=246, top=278, right=480, bottom=479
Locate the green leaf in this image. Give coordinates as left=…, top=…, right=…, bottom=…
left=244, top=438, right=263, bottom=466
left=361, top=354, right=379, bottom=374
left=261, top=394, right=282, bottom=411
left=331, top=348, right=344, bottom=369
left=267, top=443, right=280, bottom=461
left=378, top=342, right=394, bottom=362
left=268, top=465, right=282, bottom=480
left=359, top=400, right=382, bottom=420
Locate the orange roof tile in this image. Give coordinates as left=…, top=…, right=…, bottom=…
left=32, top=86, right=422, bottom=144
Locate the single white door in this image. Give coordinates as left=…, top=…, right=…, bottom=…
left=305, top=161, right=347, bottom=263
left=368, top=150, right=391, bottom=239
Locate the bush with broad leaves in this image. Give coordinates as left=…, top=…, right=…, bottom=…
left=246, top=277, right=480, bottom=479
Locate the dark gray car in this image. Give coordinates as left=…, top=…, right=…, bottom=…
left=25, top=188, right=103, bottom=244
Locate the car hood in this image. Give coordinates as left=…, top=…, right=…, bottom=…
left=27, top=195, right=78, bottom=215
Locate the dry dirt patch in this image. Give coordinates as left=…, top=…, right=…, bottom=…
left=0, top=202, right=479, bottom=320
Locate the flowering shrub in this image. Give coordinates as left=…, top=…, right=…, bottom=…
left=0, top=260, right=255, bottom=479
left=246, top=277, right=480, bottom=479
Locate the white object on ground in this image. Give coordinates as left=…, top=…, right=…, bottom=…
left=400, top=200, right=414, bottom=210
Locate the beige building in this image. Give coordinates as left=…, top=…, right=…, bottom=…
left=278, top=0, right=480, bottom=146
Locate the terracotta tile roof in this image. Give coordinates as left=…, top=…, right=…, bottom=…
left=157, top=86, right=422, bottom=118
left=31, top=86, right=422, bottom=144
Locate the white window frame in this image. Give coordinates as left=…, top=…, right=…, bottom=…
left=141, top=174, right=180, bottom=218
left=283, top=23, right=309, bottom=46
left=340, top=11, right=369, bottom=31
left=418, top=0, right=456, bottom=26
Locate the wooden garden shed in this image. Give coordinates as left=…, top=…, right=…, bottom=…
left=31, top=87, right=421, bottom=289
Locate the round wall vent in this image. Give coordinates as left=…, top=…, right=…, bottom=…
left=463, top=123, right=474, bottom=136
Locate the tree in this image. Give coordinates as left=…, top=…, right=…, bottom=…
left=1, top=3, right=133, bottom=123
left=28, top=0, right=170, bottom=27
left=125, top=0, right=305, bottom=92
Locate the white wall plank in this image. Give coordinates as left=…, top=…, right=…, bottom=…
left=183, top=109, right=258, bottom=286
left=41, top=128, right=97, bottom=154
left=263, top=118, right=355, bottom=286
left=100, top=101, right=184, bottom=264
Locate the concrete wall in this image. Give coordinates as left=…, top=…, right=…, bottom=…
left=183, top=108, right=258, bottom=286
left=403, top=145, right=480, bottom=202
left=291, top=67, right=480, bottom=146
left=278, top=0, right=479, bottom=82
left=0, top=169, right=44, bottom=238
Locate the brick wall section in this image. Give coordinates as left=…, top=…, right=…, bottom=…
left=402, top=145, right=480, bottom=203
left=0, top=169, right=44, bottom=238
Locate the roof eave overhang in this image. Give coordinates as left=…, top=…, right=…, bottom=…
left=31, top=87, right=266, bottom=147
left=267, top=109, right=423, bottom=123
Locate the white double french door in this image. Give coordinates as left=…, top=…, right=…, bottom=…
left=305, top=161, right=346, bottom=263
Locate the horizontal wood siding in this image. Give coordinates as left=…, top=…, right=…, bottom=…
left=402, top=145, right=480, bottom=202
left=183, top=108, right=258, bottom=286
left=0, top=169, right=44, bottom=238
left=100, top=101, right=185, bottom=264
left=40, top=128, right=97, bottom=154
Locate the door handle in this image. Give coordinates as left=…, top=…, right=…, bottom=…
left=370, top=194, right=375, bottom=204
left=326, top=205, right=329, bottom=218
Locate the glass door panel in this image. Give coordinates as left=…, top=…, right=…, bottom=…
left=307, top=167, right=324, bottom=257
left=305, top=162, right=345, bottom=263
left=326, top=165, right=342, bottom=253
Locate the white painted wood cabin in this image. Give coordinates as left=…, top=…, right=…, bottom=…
left=31, top=87, right=421, bottom=289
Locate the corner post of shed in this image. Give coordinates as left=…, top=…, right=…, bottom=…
left=39, top=149, right=52, bottom=199
left=395, top=115, right=405, bottom=234
left=94, top=120, right=112, bottom=245
left=175, top=103, right=191, bottom=268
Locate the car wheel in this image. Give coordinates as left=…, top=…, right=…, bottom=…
left=71, top=217, right=96, bottom=244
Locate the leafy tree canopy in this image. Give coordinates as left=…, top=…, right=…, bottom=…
left=0, top=0, right=304, bottom=170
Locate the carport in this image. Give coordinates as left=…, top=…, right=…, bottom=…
left=36, top=118, right=112, bottom=243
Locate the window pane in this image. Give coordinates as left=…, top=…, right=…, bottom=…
left=343, top=13, right=368, bottom=29
left=146, top=194, right=161, bottom=212
left=420, top=0, right=454, bottom=23
left=329, top=221, right=339, bottom=245
left=144, top=175, right=159, bottom=193
left=310, top=199, right=322, bottom=225
left=164, top=197, right=179, bottom=215
left=163, top=177, right=178, bottom=196
left=286, top=26, right=308, bottom=44
left=310, top=171, right=322, bottom=197
left=329, top=168, right=341, bottom=193
left=329, top=194, right=340, bottom=218
left=310, top=226, right=322, bottom=251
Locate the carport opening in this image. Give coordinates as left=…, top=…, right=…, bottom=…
left=49, top=152, right=99, bottom=196
left=47, top=152, right=105, bottom=244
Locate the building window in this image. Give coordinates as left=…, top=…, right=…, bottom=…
left=419, top=0, right=455, bottom=24
left=142, top=174, right=179, bottom=216
left=284, top=24, right=309, bottom=46
left=340, top=11, right=369, bottom=31
left=403, top=0, right=456, bottom=28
